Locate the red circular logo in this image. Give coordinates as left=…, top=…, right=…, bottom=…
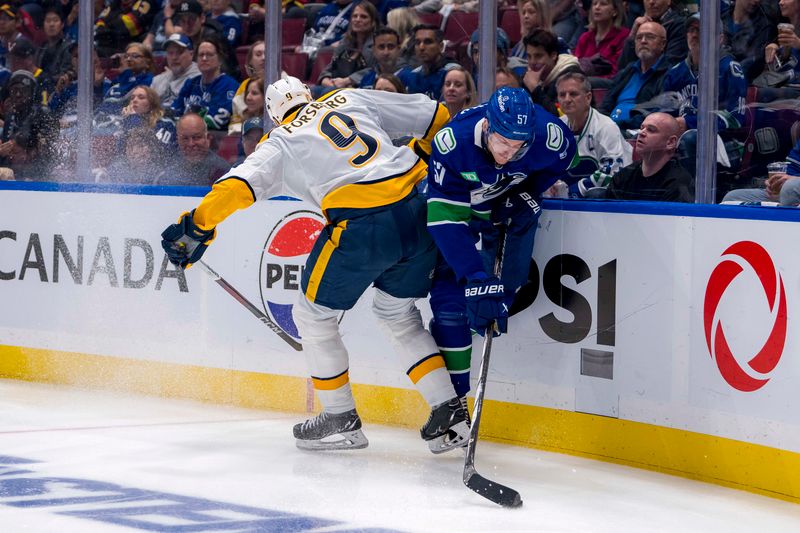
left=703, top=241, right=787, bottom=392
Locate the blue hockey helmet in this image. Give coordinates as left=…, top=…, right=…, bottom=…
left=485, top=87, right=536, bottom=161
left=486, top=87, right=536, bottom=142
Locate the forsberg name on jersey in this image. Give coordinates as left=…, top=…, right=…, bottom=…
left=280, top=93, right=349, bottom=134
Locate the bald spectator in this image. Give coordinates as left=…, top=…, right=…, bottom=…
left=599, top=21, right=670, bottom=131
left=603, top=112, right=694, bottom=202
left=616, top=0, right=687, bottom=70
left=159, top=113, right=230, bottom=186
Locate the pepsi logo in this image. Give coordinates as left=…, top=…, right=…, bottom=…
left=259, top=210, right=325, bottom=341
left=703, top=241, right=787, bottom=392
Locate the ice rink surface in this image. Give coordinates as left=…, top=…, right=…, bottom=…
left=1, top=379, right=799, bottom=532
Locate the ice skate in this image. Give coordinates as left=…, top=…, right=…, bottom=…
left=420, top=396, right=470, bottom=454
left=293, top=409, right=369, bottom=451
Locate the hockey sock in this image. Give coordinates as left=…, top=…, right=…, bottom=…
left=430, top=317, right=472, bottom=398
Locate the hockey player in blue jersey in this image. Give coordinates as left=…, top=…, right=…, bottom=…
left=425, top=87, right=577, bottom=450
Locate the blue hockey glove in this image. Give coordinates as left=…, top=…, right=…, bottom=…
left=161, top=210, right=216, bottom=269
left=491, top=190, right=541, bottom=226
left=464, top=275, right=508, bottom=336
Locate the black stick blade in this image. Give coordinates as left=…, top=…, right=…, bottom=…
left=465, top=471, right=523, bottom=508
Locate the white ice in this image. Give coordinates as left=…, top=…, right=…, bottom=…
left=0, top=379, right=798, bottom=532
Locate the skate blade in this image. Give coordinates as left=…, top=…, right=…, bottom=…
left=427, top=421, right=469, bottom=454
left=296, top=429, right=369, bottom=451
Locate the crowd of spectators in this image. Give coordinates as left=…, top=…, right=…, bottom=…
left=1, top=0, right=800, bottom=205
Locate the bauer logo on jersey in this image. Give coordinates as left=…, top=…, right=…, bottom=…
left=259, top=210, right=325, bottom=341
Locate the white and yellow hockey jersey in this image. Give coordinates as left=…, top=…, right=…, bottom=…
left=193, top=89, right=450, bottom=230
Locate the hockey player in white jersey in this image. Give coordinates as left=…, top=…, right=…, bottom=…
left=161, top=77, right=470, bottom=453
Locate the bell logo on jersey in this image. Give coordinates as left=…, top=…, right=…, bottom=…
left=703, top=241, right=787, bottom=392
left=259, top=211, right=325, bottom=342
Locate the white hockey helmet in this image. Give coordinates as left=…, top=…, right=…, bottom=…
left=266, top=76, right=313, bottom=125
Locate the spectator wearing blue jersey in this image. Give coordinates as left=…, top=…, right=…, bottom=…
left=207, top=0, right=242, bottom=49
left=119, top=85, right=177, bottom=153
left=49, top=43, right=110, bottom=125
left=0, top=4, right=22, bottom=69
left=96, top=42, right=155, bottom=117
left=662, top=14, right=747, bottom=179
left=172, top=38, right=239, bottom=130
left=397, top=24, right=459, bottom=99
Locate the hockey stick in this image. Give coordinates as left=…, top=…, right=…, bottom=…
left=196, top=260, right=303, bottom=351
left=463, top=226, right=523, bottom=508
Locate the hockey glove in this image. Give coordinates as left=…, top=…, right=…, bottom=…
left=577, top=170, right=613, bottom=197
left=491, top=190, right=541, bottom=226
left=161, top=210, right=216, bottom=269
left=464, top=275, right=508, bottom=336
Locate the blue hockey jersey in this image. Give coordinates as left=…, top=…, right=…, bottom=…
left=662, top=54, right=747, bottom=131
left=172, top=73, right=239, bottom=130
left=426, top=104, right=577, bottom=281
left=210, top=9, right=243, bottom=48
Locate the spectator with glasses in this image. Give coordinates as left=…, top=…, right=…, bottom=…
left=172, top=38, right=239, bottom=130
left=599, top=21, right=670, bottom=131
left=96, top=42, right=155, bottom=118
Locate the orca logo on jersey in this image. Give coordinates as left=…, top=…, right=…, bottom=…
left=703, top=241, right=787, bottom=392
left=259, top=211, right=325, bottom=343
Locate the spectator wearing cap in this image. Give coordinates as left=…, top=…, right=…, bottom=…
left=151, top=33, right=200, bottom=106
left=573, top=0, right=629, bottom=79
left=661, top=13, right=746, bottom=181
left=467, top=28, right=523, bottom=89
left=239, top=116, right=265, bottom=163
left=8, top=36, right=49, bottom=105
left=160, top=112, right=231, bottom=186
left=172, top=37, right=238, bottom=130
left=207, top=0, right=242, bottom=49
left=95, top=0, right=157, bottom=58
left=522, top=29, right=583, bottom=117
left=0, top=4, right=22, bottom=69
left=0, top=69, right=58, bottom=181
left=397, top=24, right=460, bottom=99
left=96, top=42, right=155, bottom=118
left=172, top=0, right=238, bottom=79
left=36, top=5, right=73, bottom=92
